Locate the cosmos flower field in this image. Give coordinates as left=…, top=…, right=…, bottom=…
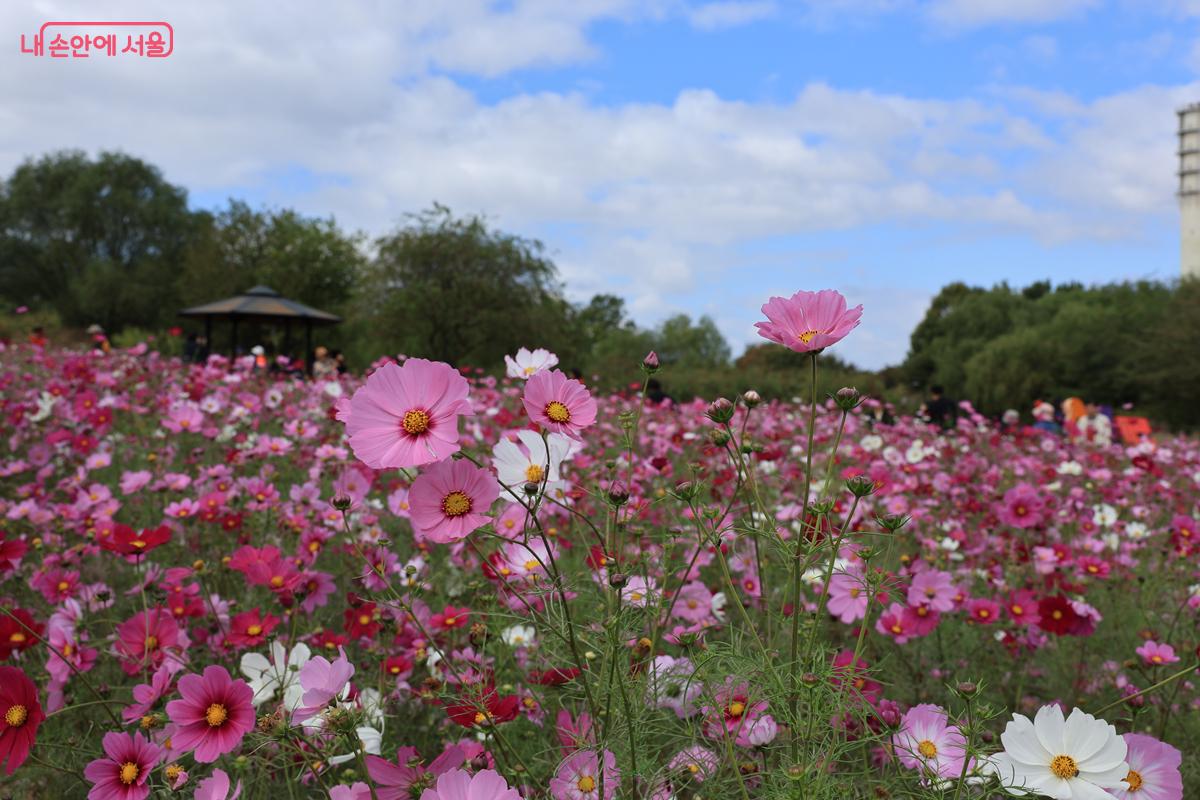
left=0, top=290, right=1196, bottom=799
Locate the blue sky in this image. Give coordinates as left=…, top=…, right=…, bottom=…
left=2, top=1, right=1197, bottom=367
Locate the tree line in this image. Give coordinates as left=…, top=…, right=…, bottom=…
left=1, top=150, right=1197, bottom=428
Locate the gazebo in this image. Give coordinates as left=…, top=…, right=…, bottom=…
left=178, top=285, right=342, bottom=373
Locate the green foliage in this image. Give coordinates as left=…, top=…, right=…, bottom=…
left=903, top=278, right=1198, bottom=428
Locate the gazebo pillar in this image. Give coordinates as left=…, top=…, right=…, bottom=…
left=305, top=319, right=313, bottom=376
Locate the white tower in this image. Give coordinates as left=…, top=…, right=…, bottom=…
left=1179, top=104, right=1200, bottom=280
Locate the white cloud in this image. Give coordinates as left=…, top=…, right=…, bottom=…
left=927, top=0, right=1099, bottom=27
left=687, top=1, right=778, bottom=30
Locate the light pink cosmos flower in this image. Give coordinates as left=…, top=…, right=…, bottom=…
left=344, top=358, right=472, bottom=469
left=1135, top=640, right=1180, bottom=667
left=409, top=459, right=500, bottom=544
left=754, top=289, right=863, bottom=353
left=165, top=665, right=254, bottom=763
left=328, top=784, right=372, bottom=800
left=194, top=768, right=242, bottom=800
left=907, top=571, right=957, bottom=613
left=505, top=347, right=558, bottom=380
left=418, top=768, right=522, bottom=800
left=892, top=704, right=968, bottom=779
left=1108, top=733, right=1182, bottom=800
left=83, top=731, right=162, bottom=800
left=293, top=648, right=355, bottom=722
left=550, top=750, right=620, bottom=800
left=827, top=572, right=869, bottom=623
left=522, top=370, right=597, bottom=442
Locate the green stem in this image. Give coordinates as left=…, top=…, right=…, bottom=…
left=787, top=352, right=818, bottom=764
left=1092, top=662, right=1199, bottom=716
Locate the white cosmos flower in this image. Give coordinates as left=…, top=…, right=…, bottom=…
left=240, top=640, right=312, bottom=710
left=988, top=705, right=1128, bottom=799
left=504, top=347, right=558, bottom=379
left=502, top=625, right=537, bottom=648
left=327, top=725, right=383, bottom=766
left=492, top=430, right=578, bottom=503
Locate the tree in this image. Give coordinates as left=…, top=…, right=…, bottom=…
left=653, top=314, right=731, bottom=369
left=0, top=150, right=196, bottom=331
left=178, top=200, right=364, bottom=311
left=364, top=205, right=570, bottom=367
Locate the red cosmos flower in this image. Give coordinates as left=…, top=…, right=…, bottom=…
left=530, top=667, right=581, bottom=686
left=830, top=651, right=882, bottom=702
left=311, top=630, right=349, bottom=654
left=1037, top=594, right=1083, bottom=636
left=0, top=530, right=28, bottom=573
left=967, top=598, right=1001, bottom=625
left=98, top=524, right=171, bottom=557
left=0, top=665, right=44, bottom=774
left=344, top=603, right=382, bottom=639
left=225, top=609, right=280, bottom=649
left=115, top=608, right=181, bottom=675
left=430, top=606, right=470, bottom=631
left=383, top=655, right=413, bottom=680
left=0, top=609, right=42, bottom=660
left=446, top=684, right=520, bottom=728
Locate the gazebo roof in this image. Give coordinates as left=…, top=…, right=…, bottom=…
left=178, top=286, right=341, bottom=325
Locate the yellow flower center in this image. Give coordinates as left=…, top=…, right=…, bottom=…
left=442, top=491, right=472, bottom=517
left=358, top=614, right=371, bottom=626
left=524, top=559, right=539, bottom=571
left=5, top=704, right=27, bottom=727
left=62, top=643, right=73, bottom=657
left=56, top=580, right=69, bottom=592
left=728, top=701, right=746, bottom=718
left=1051, top=610, right=1064, bottom=620
left=577, top=774, right=596, bottom=793
left=247, top=624, right=263, bottom=636
left=1050, top=755, right=1079, bottom=779
left=1125, top=769, right=1143, bottom=792
left=525, top=464, right=545, bottom=483
left=523, top=365, right=537, bottom=376
left=1011, top=604, right=1024, bottom=615
left=205, top=703, right=228, bottom=727
left=797, top=329, right=821, bottom=344
left=145, top=636, right=158, bottom=650
left=165, top=764, right=182, bottom=780
left=270, top=575, right=285, bottom=588
left=687, top=762, right=700, bottom=774
left=544, top=401, right=571, bottom=424
left=131, top=539, right=147, bottom=549
left=849, top=588, right=861, bottom=598
left=10, top=632, right=25, bottom=644
left=401, top=409, right=431, bottom=435
left=120, top=762, right=139, bottom=785
left=443, top=617, right=457, bottom=626
left=918, top=740, right=937, bottom=758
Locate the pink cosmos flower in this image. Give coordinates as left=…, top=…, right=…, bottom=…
left=329, top=784, right=372, bottom=800
left=114, top=608, right=183, bottom=675
left=892, top=704, right=968, bottom=779
left=293, top=648, right=355, bottom=722
left=827, top=572, right=869, bottom=623
left=1108, top=733, right=1182, bottom=800
left=907, top=571, right=957, bottom=613
left=754, top=289, right=863, bottom=353
left=122, top=664, right=178, bottom=723
left=550, top=750, right=620, bottom=800
left=967, top=598, right=1001, bottom=625
left=367, top=744, right=466, bottom=800
left=1135, top=641, right=1180, bottom=667
left=522, top=370, right=597, bottom=441
left=344, top=358, right=472, bottom=469
left=409, top=459, right=500, bottom=544
left=194, top=769, right=243, bottom=800
left=83, top=731, right=162, bottom=800
left=417, top=768, right=522, bottom=800
left=997, top=483, right=1045, bottom=529
left=165, top=665, right=254, bottom=763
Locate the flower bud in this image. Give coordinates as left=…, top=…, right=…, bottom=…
left=833, top=386, right=864, bottom=411
left=608, top=572, right=628, bottom=589
left=876, top=514, right=910, bottom=533
left=742, top=390, right=762, bottom=408
left=846, top=475, right=876, bottom=498
left=523, top=482, right=540, bottom=496
left=706, top=397, right=735, bottom=424
left=708, top=428, right=731, bottom=447
left=330, top=494, right=352, bottom=511
left=641, top=351, right=660, bottom=374
left=955, top=681, right=979, bottom=698
left=607, top=481, right=630, bottom=506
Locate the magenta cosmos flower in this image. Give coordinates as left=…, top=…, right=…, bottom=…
left=84, top=731, right=162, bottom=800
left=1109, top=733, right=1182, bottom=800
left=165, top=665, right=254, bottom=763
left=418, top=768, right=522, bottom=800
left=892, top=704, right=968, bottom=779
left=409, top=459, right=500, bottom=544
left=345, top=358, right=472, bottom=469
left=550, top=750, right=620, bottom=800
left=755, top=289, right=863, bottom=353
left=522, top=369, right=597, bottom=442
